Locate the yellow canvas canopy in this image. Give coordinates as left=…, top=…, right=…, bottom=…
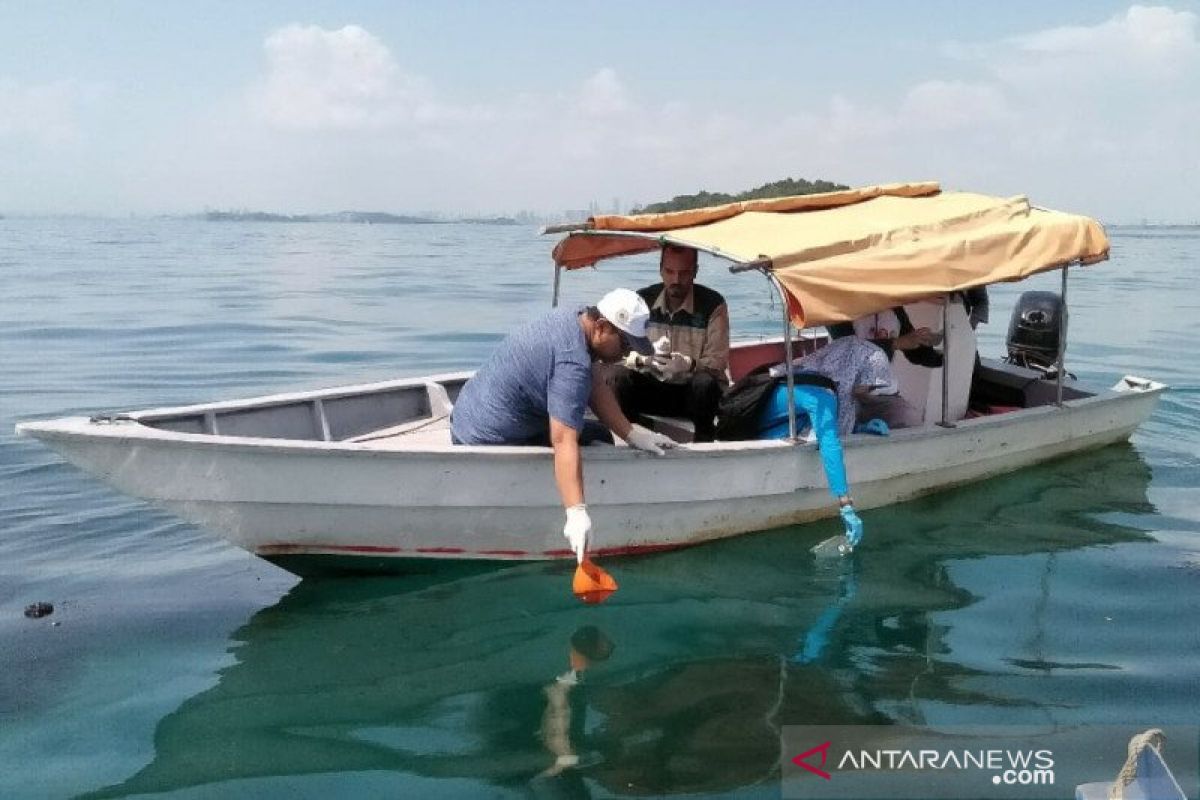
left=549, top=182, right=1109, bottom=327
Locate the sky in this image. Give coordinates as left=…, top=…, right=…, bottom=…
left=1, top=1, right=1198, bottom=222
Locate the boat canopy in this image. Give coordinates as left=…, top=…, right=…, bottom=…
left=549, top=182, right=1109, bottom=327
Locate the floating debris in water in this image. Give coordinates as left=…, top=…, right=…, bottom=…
left=24, top=602, right=54, bottom=619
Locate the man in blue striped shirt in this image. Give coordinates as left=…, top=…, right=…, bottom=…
left=451, top=289, right=678, bottom=562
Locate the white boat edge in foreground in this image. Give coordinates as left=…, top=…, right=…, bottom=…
left=15, top=366, right=1165, bottom=571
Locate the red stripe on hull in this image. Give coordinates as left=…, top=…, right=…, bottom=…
left=257, top=541, right=689, bottom=559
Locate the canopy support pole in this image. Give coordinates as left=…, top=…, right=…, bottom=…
left=766, top=273, right=798, bottom=440
left=938, top=295, right=955, bottom=428
left=1056, top=265, right=1069, bottom=408
left=551, top=264, right=562, bottom=308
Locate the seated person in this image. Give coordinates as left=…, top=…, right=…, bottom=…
left=829, top=298, right=975, bottom=428
left=605, top=244, right=730, bottom=442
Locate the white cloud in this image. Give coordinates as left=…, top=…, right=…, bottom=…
left=1015, top=4, right=1197, bottom=61
left=958, top=5, right=1199, bottom=89
left=757, top=5, right=1200, bottom=219
left=0, top=78, right=91, bottom=145
left=82, top=9, right=1200, bottom=221
left=250, top=24, right=436, bottom=130
left=576, top=67, right=632, bottom=117
left=898, top=81, right=1012, bottom=132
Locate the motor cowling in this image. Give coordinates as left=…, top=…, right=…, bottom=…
left=1006, top=291, right=1065, bottom=369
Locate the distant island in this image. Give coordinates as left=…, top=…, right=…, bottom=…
left=633, top=177, right=850, bottom=214
left=202, top=210, right=518, bottom=225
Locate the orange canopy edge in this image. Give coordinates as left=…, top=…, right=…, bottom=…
left=590, top=181, right=941, bottom=233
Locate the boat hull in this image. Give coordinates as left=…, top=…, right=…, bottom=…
left=16, top=374, right=1163, bottom=568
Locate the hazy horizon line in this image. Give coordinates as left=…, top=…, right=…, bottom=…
left=3, top=210, right=1199, bottom=228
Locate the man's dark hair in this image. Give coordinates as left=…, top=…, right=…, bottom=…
left=661, top=243, right=699, bottom=271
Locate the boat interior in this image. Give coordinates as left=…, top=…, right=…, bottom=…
left=137, top=336, right=1097, bottom=449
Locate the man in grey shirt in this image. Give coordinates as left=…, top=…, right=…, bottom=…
left=451, top=288, right=678, bottom=562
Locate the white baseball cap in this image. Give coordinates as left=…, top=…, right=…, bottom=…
left=596, top=288, right=653, bottom=354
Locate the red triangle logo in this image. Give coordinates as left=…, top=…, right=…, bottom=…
left=792, top=740, right=832, bottom=780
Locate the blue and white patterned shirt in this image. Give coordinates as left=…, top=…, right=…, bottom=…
left=450, top=307, right=593, bottom=445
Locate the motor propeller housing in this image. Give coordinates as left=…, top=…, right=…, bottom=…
left=1006, top=290, right=1065, bottom=370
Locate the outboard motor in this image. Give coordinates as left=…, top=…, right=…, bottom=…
left=1006, top=290, right=1065, bottom=370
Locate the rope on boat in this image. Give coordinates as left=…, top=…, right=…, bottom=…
left=1109, top=729, right=1166, bottom=800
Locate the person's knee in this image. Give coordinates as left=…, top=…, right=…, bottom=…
left=689, top=371, right=723, bottom=404
left=686, top=372, right=721, bottom=441
left=857, top=392, right=913, bottom=429
left=690, top=369, right=720, bottom=392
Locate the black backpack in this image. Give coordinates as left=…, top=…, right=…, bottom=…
left=715, top=366, right=836, bottom=441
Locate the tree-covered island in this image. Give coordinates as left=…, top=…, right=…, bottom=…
left=633, top=177, right=849, bottom=214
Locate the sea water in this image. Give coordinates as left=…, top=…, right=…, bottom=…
left=1, top=219, right=1198, bottom=798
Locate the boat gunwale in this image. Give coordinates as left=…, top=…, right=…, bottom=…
left=15, top=376, right=1166, bottom=461
left=130, top=370, right=475, bottom=421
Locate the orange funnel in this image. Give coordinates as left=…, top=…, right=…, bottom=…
left=572, top=558, right=618, bottom=604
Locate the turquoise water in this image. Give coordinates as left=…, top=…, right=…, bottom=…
left=1, top=219, right=1198, bottom=798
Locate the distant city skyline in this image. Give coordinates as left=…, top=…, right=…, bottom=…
left=2, top=2, right=1198, bottom=222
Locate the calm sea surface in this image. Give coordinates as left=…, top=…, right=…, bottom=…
left=1, top=219, right=1197, bottom=799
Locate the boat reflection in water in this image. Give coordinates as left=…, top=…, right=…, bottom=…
left=86, top=445, right=1156, bottom=798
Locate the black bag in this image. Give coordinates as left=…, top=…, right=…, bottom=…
left=715, top=366, right=836, bottom=441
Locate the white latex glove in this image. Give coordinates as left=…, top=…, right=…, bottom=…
left=624, top=423, right=677, bottom=455
left=651, top=352, right=694, bottom=382
left=563, top=504, right=591, bottom=563
left=652, top=335, right=671, bottom=356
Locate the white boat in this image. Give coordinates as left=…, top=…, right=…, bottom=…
left=16, top=183, right=1165, bottom=573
